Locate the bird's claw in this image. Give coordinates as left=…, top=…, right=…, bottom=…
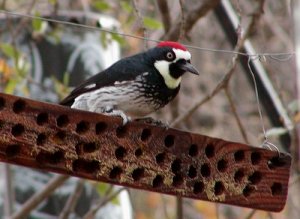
left=103, top=109, right=131, bottom=126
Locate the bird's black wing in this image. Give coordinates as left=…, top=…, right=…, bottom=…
left=60, top=53, right=148, bottom=106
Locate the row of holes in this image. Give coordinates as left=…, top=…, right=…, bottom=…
left=4, top=142, right=284, bottom=197
left=8, top=121, right=279, bottom=174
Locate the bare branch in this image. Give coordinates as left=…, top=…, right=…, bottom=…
left=10, top=175, right=69, bottom=219
left=59, top=179, right=85, bottom=219
left=132, top=0, right=148, bottom=49
left=176, top=196, right=183, bottom=219
left=83, top=187, right=125, bottom=219
left=156, top=0, right=171, bottom=33
left=178, top=0, right=185, bottom=40
left=224, top=87, right=249, bottom=144
left=3, top=164, right=14, bottom=218
left=163, top=0, right=220, bottom=40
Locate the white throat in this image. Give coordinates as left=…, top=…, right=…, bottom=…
left=154, top=48, right=191, bottom=89
left=154, top=60, right=181, bottom=89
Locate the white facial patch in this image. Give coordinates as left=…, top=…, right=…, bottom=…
left=154, top=48, right=191, bottom=89
left=173, top=48, right=191, bottom=61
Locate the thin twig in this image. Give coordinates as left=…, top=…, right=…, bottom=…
left=10, top=175, right=69, bottom=219
left=163, top=0, right=220, bottom=40
left=83, top=187, right=125, bottom=219
left=224, top=87, right=249, bottom=144
left=3, top=164, right=14, bottom=218
left=58, top=179, right=85, bottom=219
left=176, top=197, right=183, bottom=219
left=244, top=209, right=256, bottom=219
left=132, top=0, right=148, bottom=49
left=178, top=0, right=185, bottom=40
left=156, top=0, right=171, bottom=33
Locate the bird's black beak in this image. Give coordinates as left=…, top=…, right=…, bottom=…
left=178, top=62, right=199, bottom=75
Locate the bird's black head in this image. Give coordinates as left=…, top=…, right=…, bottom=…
left=146, top=41, right=199, bottom=89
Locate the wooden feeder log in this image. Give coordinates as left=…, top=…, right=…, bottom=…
left=0, top=93, right=291, bottom=212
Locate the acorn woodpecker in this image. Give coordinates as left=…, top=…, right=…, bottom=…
left=60, top=41, right=199, bottom=124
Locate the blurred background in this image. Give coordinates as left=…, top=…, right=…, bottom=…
left=0, top=0, right=297, bottom=218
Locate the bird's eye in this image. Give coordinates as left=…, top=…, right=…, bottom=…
left=166, top=51, right=175, bottom=61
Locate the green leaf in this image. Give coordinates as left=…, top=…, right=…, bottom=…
left=143, top=17, right=162, bottom=30
left=110, top=33, right=126, bottom=46
left=120, top=1, right=133, bottom=13
left=93, top=1, right=110, bottom=11
left=32, top=12, right=43, bottom=32
left=48, top=0, right=57, bottom=5
left=96, top=183, right=110, bottom=195
left=0, top=43, right=17, bottom=59
left=4, top=78, right=18, bottom=94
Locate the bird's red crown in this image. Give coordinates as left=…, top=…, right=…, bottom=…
left=157, top=41, right=187, bottom=51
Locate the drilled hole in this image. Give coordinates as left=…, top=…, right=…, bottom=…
left=152, top=175, right=164, bottom=188
left=53, top=131, right=66, bottom=143
left=271, top=182, right=282, bottom=196
left=205, top=144, right=214, bottom=158
left=268, top=156, right=287, bottom=169
left=75, top=143, right=82, bottom=155
left=13, top=99, right=26, bottom=113
left=72, top=159, right=99, bottom=173
left=36, top=113, right=48, bottom=125
left=36, top=133, right=47, bottom=145
left=11, top=124, right=25, bottom=137
left=243, top=185, right=255, bottom=197
left=189, top=144, right=198, bottom=157
left=116, top=126, right=127, bottom=138
left=83, top=142, right=98, bottom=153
left=188, top=165, right=197, bottom=178
left=6, top=144, right=20, bottom=158
left=234, top=150, right=245, bottom=162
left=36, top=151, right=64, bottom=164
left=217, top=159, right=228, bottom=172
left=164, top=135, right=174, bottom=147
left=76, top=121, right=89, bottom=134
left=171, top=159, right=181, bottom=174
left=234, top=169, right=245, bottom=183
left=248, top=171, right=262, bottom=185
left=109, top=166, right=122, bottom=179
left=156, top=152, right=165, bottom=164
left=95, top=122, right=107, bottom=134
left=251, top=152, right=261, bottom=165
left=214, top=181, right=225, bottom=196
left=115, top=146, right=126, bottom=160
left=172, top=175, right=183, bottom=187
left=0, top=97, right=5, bottom=110
left=200, top=163, right=211, bottom=177
left=193, top=181, right=204, bottom=194
left=56, top=114, right=69, bottom=127
left=141, top=128, right=151, bottom=141
left=132, top=168, right=145, bottom=181
left=135, top=148, right=143, bottom=157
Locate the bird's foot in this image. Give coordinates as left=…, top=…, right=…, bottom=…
left=134, top=117, right=169, bottom=129
left=103, top=108, right=131, bottom=126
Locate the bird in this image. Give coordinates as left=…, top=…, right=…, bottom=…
left=60, top=41, right=199, bottom=125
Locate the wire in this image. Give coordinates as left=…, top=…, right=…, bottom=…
left=0, top=9, right=295, bottom=61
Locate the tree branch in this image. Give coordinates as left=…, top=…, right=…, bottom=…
left=156, top=0, right=171, bottom=33
left=163, top=0, right=220, bottom=40
left=10, top=175, right=69, bottom=219
left=58, top=179, right=85, bottom=219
